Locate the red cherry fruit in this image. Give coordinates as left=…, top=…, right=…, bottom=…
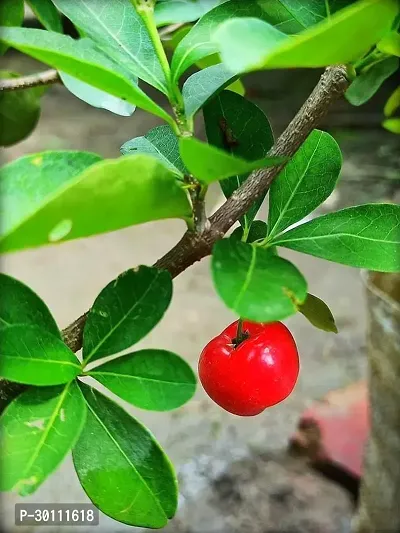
left=198, top=320, right=299, bottom=416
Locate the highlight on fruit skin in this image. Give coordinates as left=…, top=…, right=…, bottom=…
left=198, top=320, right=299, bottom=416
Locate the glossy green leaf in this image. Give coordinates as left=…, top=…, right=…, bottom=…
left=52, top=0, right=168, bottom=93
left=121, top=125, right=186, bottom=174
left=0, top=28, right=171, bottom=122
left=0, top=71, right=44, bottom=147
left=89, top=349, right=196, bottom=411
left=0, top=151, right=99, bottom=252
left=171, top=0, right=311, bottom=81
left=180, top=137, right=283, bottom=184
left=377, top=31, right=400, bottom=56
left=204, top=90, right=274, bottom=228
left=268, top=130, right=342, bottom=239
left=0, top=152, right=191, bottom=253
left=0, top=381, right=86, bottom=496
left=299, top=293, right=338, bottom=333
left=383, top=117, right=400, bottom=133
left=183, top=63, right=238, bottom=118
left=0, top=325, right=81, bottom=386
left=215, top=0, right=398, bottom=73
left=384, top=85, right=400, bottom=116
left=273, top=0, right=357, bottom=27
left=0, top=0, right=24, bottom=55
left=231, top=221, right=269, bottom=243
left=273, top=204, right=400, bottom=272
left=346, top=57, right=399, bottom=106
left=0, top=273, right=60, bottom=338
left=83, top=267, right=173, bottom=364
left=212, top=238, right=307, bottom=322
left=155, top=0, right=221, bottom=26
left=59, top=72, right=137, bottom=116
left=73, top=383, right=178, bottom=528
left=26, top=0, right=63, bottom=32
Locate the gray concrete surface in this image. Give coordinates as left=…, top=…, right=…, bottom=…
left=1, top=53, right=399, bottom=532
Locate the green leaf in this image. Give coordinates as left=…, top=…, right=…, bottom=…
left=155, top=0, right=221, bottom=26
left=298, top=293, right=338, bottom=333
left=212, top=238, right=307, bottom=322
left=215, top=0, right=399, bottom=73
left=0, top=152, right=191, bottom=253
left=0, top=0, right=24, bottom=55
left=121, top=125, right=186, bottom=174
left=231, top=221, right=269, bottom=243
left=204, top=90, right=274, bottom=228
left=268, top=130, right=342, bottom=239
left=346, top=57, right=399, bottom=106
left=26, top=0, right=63, bottom=33
left=384, top=85, right=400, bottom=116
left=73, top=383, right=178, bottom=528
left=0, top=28, right=171, bottom=122
left=83, top=267, right=173, bottom=364
left=0, top=71, right=44, bottom=147
left=377, top=30, right=400, bottom=56
left=179, top=137, right=283, bottom=184
left=88, top=349, right=196, bottom=411
left=0, top=325, right=81, bottom=386
left=0, top=381, right=86, bottom=496
left=272, top=204, right=400, bottom=272
left=52, top=0, right=168, bottom=93
left=183, top=63, right=238, bottom=118
left=0, top=273, right=60, bottom=337
left=59, top=72, right=137, bottom=116
left=171, top=0, right=310, bottom=81
left=383, top=117, right=400, bottom=133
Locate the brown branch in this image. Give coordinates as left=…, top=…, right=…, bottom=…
left=0, top=69, right=60, bottom=91
left=0, top=65, right=349, bottom=411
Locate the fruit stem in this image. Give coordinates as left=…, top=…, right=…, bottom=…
left=233, top=318, right=249, bottom=347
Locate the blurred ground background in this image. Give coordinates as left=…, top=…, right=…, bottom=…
left=1, top=44, right=399, bottom=533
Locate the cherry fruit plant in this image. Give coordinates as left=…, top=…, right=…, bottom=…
left=0, top=0, right=399, bottom=529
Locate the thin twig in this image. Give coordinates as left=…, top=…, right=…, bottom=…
left=0, top=65, right=349, bottom=411
left=0, top=69, right=60, bottom=91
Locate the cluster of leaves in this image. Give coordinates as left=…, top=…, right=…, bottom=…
left=1, top=0, right=400, bottom=529
left=0, top=269, right=196, bottom=527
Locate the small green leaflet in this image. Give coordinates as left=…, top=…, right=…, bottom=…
left=52, top=0, right=168, bottom=93
left=0, top=382, right=86, bottom=496
left=73, top=383, right=178, bottom=528
left=171, top=0, right=330, bottom=81
left=155, top=0, right=221, bottom=26
left=59, top=72, right=137, bottom=117
left=215, top=0, right=399, bottom=73
left=0, top=273, right=60, bottom=338
left=346, top=57, right=399, bottom=106
left=121, top=125, right=186, bottom=174
left=0, top=152, right=191, bottom=253
left=179, top=137, right=284, bottom=184
left=204, top=90, right=274, bottom=228
left=299, top=293, right=338, bottom=333
left=0, top=0, right=24, bottom=55
left=384, top=85, right=400, bottom=117
left=182, top=63, right=238, bottom=118
left=0, top=28, right=171, bottom=122
left=0, top=71, right=44, bottom=147
left=0, top=325, right=81, bottom=386
left=383, top=118, right=400, bottom=134
left=26, top=0, right=63, bottom=33
left=212, top=238, right=307, bottom=322
left=272, top=204, right=400, bottom=272
left=88, top=349, right=196, bottom=411
left=268, top=130, right=342, bottom=239
left=83, top=267, right=173, bottom=364
left=377, top=31, right=400, bottom=56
